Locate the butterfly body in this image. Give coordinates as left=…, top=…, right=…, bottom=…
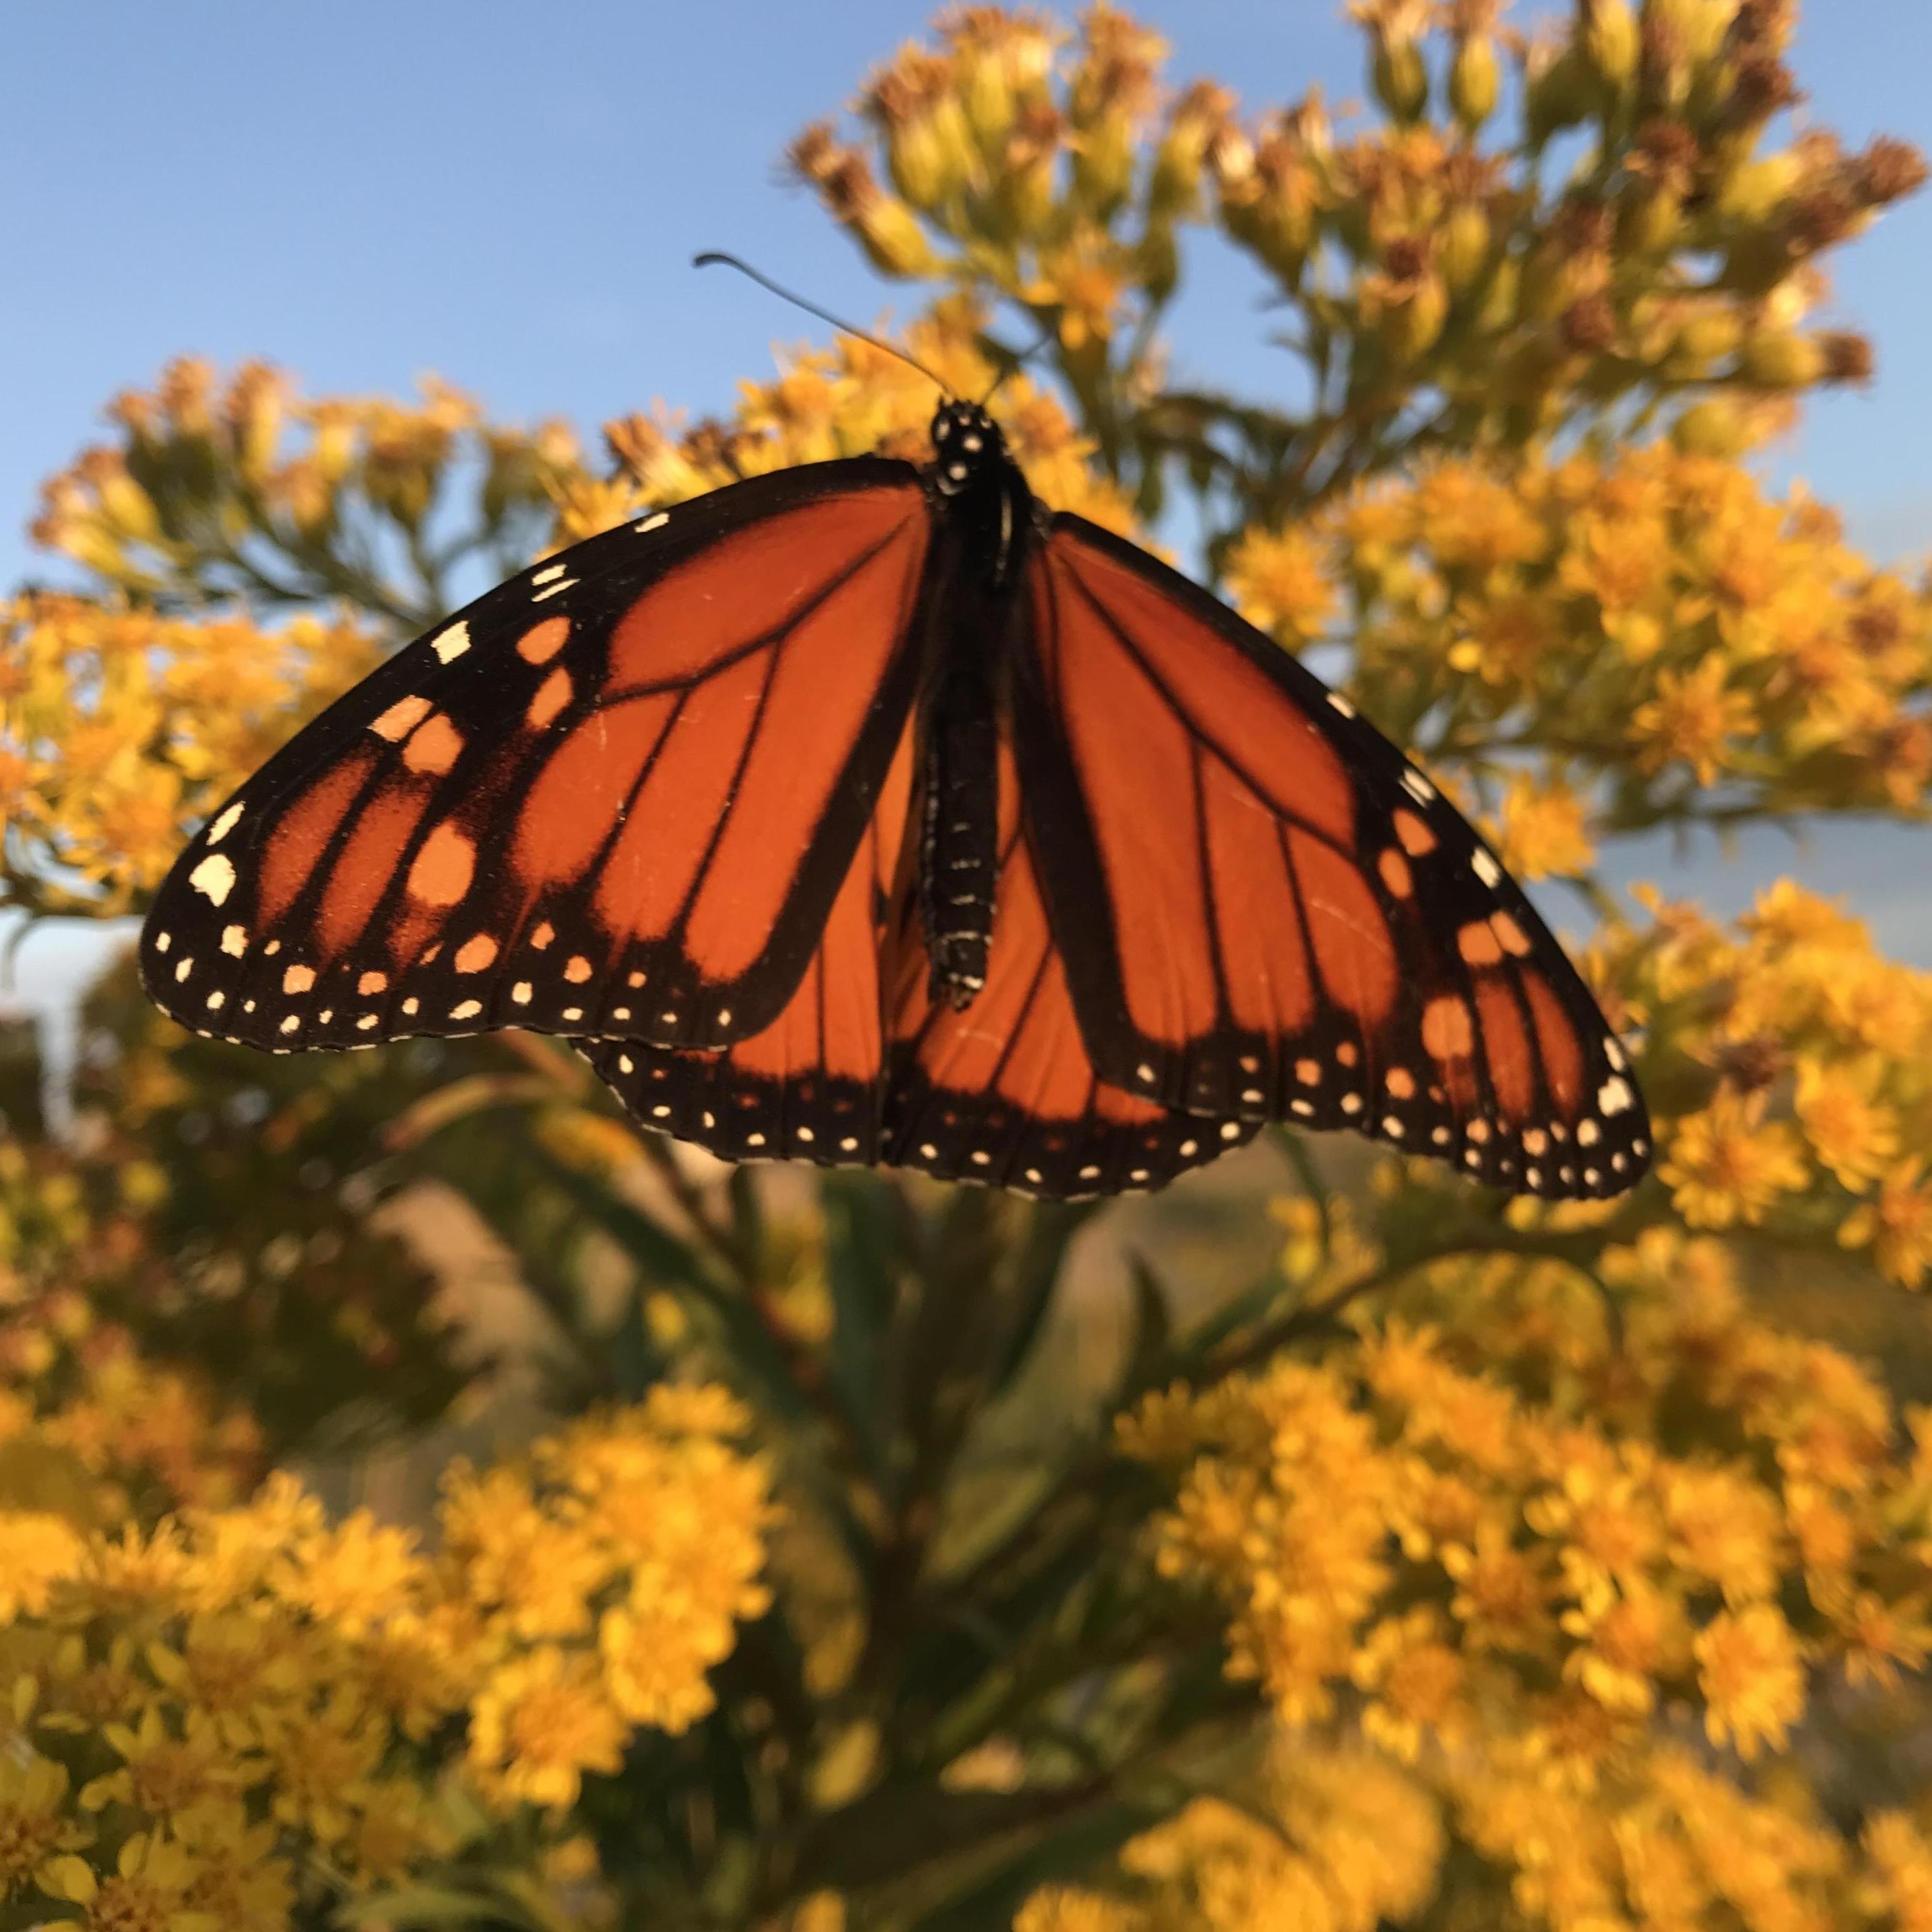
left=141, top=398, right=1650, bottom=1201
left=913, top=402, right=1037, bottom=1008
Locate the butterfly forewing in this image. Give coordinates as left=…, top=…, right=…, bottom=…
left=1012, top=516, right=1650, bottom=1201
left=140, top=460, right=930, bottom=1056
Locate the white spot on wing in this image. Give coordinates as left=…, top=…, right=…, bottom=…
left=634, top=511, right=669, bottom=534
left=189, top=853, right=236, bottom=906
left=532, top=562, right=568, bottom=585
left=1598, top=1075, right=1634, bottom=1117
left=207, top=802, right=245, bottom=845
left=1327, top=692, right=1356, bottom=717
left=431, top=621, right=471, bottom=663
left=1472, top=849, right=1502, bottom=888
left=532, top=578, right=576, bottom=602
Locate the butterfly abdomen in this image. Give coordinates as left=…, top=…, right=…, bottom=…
left=920, top=650, right=999, bottom=1008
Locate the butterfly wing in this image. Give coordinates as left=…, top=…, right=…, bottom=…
left=581, top=713, right=917, bottom=1167
left=882, top=735, right=1257, bottom=1197
left=1012, top=516, right=1650, bottom=1201
left=140, top=459, right=931, bottom=1056
left=589, top=728, right=1257, bottom=1198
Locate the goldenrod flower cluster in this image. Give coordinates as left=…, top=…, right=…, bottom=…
left=1018, top=1742, right=1441, bottom=1931
left=0, top=1141, right=262, bottom=1523
left=0, top=1387, right=769, bottom=1921
left=797, top=4, right=1924, bottom=514
left=32, top=357, right=580, bottom=627
left=0, top=593, right=376, bottom=918
left=1268, top=448, right=1932, bottom=870
left=1615, top=882, right=1932, bottom=1280
left=1117, top=1217, right=1932, bottom=1927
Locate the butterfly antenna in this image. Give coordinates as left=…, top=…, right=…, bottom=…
left=695, top=252, right=950, bottom=393
left=977, top=323, right=1055, bottom=407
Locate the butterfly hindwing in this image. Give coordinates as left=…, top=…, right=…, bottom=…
left=880, top=735, right=1258, bottom=1197
left=140, top=458, right=930, bottom=1057
left=1012, top=516, right=1649, bottom=1201
left=588, top=727, right=1256, bottom=1200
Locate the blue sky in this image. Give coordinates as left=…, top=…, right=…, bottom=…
left=3, top=1, right=1930, bottom=1013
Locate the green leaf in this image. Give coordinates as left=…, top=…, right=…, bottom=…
left=989, top=1201, right=1102, bottom=1395
left=1118, top=1254, right=1173, bottom=1402
left=334, top=1884, right=529, bottom=1929
left=820, top=1173, right=907, bottom=1472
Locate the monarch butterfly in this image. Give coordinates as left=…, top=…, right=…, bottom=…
left=138, top=348, right=1649, bottom=1201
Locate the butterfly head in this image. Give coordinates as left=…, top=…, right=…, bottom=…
left=929, top=402, right=1007, bottom=496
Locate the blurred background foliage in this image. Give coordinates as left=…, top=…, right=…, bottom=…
left=3, top=3, right=1932, bottom=1927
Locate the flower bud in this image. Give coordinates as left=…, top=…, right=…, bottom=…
left=1069, top=6, right=1163, bottom=217
left=1713, top=148, right=1802, bottom=225
left=95, top=466, right=161, bottom=545
left=1449, top=32, right=1501, bottom=131
left=1582, top=0, right=1641, bottom=96
left=1740, top=327, right=1825, bottom=389
left=1073, top=111, right=1138, bottom=218
left=1439, top=201, right=1492, bottom=294
left=800, top=136, right=943, bottom=280
left=223, top=362, right=287, bottom=483
left=1671, top=395, right=1752, bottom=456
left=1150, top=81, right=1234, bottom=218
left=1817, top=329, right=1875, bottom=385
left=868, top=54, right=981, bottom=214
left=305, top=402, right=358, bottom=486
left=992, top=101, right=1062, bottom=243
left=1665, top=305, right=1744, bottom=374
left=1372, top=35, right=1429, bottom=124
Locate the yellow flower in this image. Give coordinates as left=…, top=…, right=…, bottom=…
left=81, top=1706, right=254, bottom=1817
left=1794, top=1055, right=1900, bottom=1190
left=1224, top=524, right=1336, bottom=644
left=467, top=1645, right=627, bottom=1811
left=1662, top=1463, right=1784, bottom=1605
left=41, top=1831, right=215, bottom=1932
left=1840, top=1159, right=1932, bottom=1288
left=1833, top=1590, right=1932, bottom=1691
left=1560, top=509, right=1671, bottom=613
left=1443, top=1520, right=1550, bottom=1652
left=0, top=1753, right=89, bottom=1898
left=440, top=1465, right=611, bottom=1642
left=0, top=1510, right=86, bottom=1622
left=1013, top=1889, right=1138, bottom=1932
left=1493, top=771, right=1596, bottom=880
left=1630, top=657, right=1758, bottom=785
left=1864, top=1812, right=1932, bottom=1932
left=256, top=1692, right=385, bottom=1843
left=169, top=1801, right=294, bottom=1932
left=1412, top=464, right=1546, bottom=573
left=1352, top=1607, right=1472, bottom=1761
left=270, top=1507, right=428, bottom=1636
left=1560, top=1581, right=1690, bottom=1715
left=338, top=1777, right=454, bottom=1882
left=1694, top=1605, right=1806, bottom=1759
left=1658, top=1088, right=1807, bottom=1229
left=143, top=1611, right=309, bottom=1749
left=598, top=1594, right=726, bottom=1735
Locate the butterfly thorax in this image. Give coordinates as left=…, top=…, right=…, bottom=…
left=919, top=403, right=1035, bottom=1009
